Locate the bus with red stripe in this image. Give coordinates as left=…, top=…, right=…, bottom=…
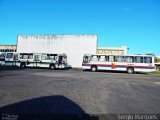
left=82, top=54, right=156, bottom=73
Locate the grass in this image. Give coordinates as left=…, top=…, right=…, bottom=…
left=147, top=70, right=160, bottom=75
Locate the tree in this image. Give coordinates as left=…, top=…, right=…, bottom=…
left=154, top=57, right=160, bottom=63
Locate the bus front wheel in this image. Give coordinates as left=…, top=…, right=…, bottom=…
left=20, top=63, right=26, bottom=68
left=127, top=67, right=134, bottom=74
left=91, top=66, right=97, bottom=72
left=50, top=64, right=55, bottom=70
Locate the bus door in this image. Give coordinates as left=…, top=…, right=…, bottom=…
left=58, top=56, right=63, bottom=66
left=13, top=54, right=19, bottom=66
left=5, top=53, right=14, bottom=66
left=58, top=55, right=67, bottom=67
left=34, top=54, right=41, bottom=67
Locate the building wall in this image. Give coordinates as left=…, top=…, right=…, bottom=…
left=0, top=45, right=17, bottom=53
left=17, top=35, right=98, bottom=67
left=97, top=46, right=128, bottom=55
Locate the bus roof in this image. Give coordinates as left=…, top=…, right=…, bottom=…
left=84, top=54, right=154, bottom=57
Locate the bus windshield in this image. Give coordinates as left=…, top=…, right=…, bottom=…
left=6, top=53, right=13, bottom=58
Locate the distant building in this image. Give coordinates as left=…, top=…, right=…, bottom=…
left=0, top=45, right=17, bottom=53
left=97, top=46, right=128, bottom=55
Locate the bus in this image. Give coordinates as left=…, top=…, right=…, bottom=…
left=82, top=54, right=156, bottom=73
left=0, top=52, right=6, bottom=65
left=5, top=52, right=67, bottom=70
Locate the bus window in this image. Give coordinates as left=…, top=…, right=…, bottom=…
left=99, top=55, right=106, bottom=62
left=51, top=56, right=57, bottom=60
left=46, top=54, right=50, bottom=59
left=63, top=56, right=67, bottom=63
left=50, top=54, right=57, bottom=60
left=0, top=53, right=5, bottom=61
left=83, top=56, right=91, bottom=63
left=125, top=56, right=134, bottom=63
left=42, top=54, right=47, bottom=60
left=109, top=56, right=115, bottom=62
left=105, top=56, right=109, bottom=62
left=20, top=54, right=22, bottom=59
left=22, top=54, right=28, bottom=59
left=144, top=57, right=152, bottom=63
left=115, top=56, right=124, bottom=62
left=34, top=55, right=41, bottom=61
left=6, top=53, right=13, bottom=58
left=135, top=56, right=143, bottom=63
left=13, top=54, right=18, bottom=60
left=28, top=54, right=33, bottom=59
left=92, top=55, right=98, bottom=61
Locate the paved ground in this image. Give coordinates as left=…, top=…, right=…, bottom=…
left=0, top=67, right=160, bottom=119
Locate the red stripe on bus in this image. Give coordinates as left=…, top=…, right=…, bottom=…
left=82, top=63, right=155, bottom=69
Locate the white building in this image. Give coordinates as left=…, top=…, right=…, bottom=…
left=17, top=35, right=98, bottom=68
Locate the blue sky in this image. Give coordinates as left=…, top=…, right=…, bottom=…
left=0, top=0, right=160, bottom=55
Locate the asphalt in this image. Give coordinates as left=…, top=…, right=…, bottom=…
left=0, top=67, right=160, bottom=119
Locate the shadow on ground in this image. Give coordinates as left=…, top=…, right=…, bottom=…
left=0, top=66, right=24, bottom=71
left=0, top=66, right=70, bottom=71
left=0, top=95, right=98, bottom=120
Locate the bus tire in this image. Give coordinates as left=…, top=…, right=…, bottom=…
left=20, top=62, right=26, bottom=68
left=91, top=66, right=97, bottom=72
left=127, top=67, right=134, bottom=74
left=50, top=64, right=55, bottom=70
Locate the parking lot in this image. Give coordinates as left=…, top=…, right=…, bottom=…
left=0, top=67, right=160, bottom=119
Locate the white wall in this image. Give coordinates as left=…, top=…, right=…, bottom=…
left=17, top=35, right=97, bottom=67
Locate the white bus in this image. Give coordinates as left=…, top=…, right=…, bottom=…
left=82, top=54, right=156, bottom=73
left=0, top=52, right=6, bottom=65
left=5, top=52, right=67, bottom=70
